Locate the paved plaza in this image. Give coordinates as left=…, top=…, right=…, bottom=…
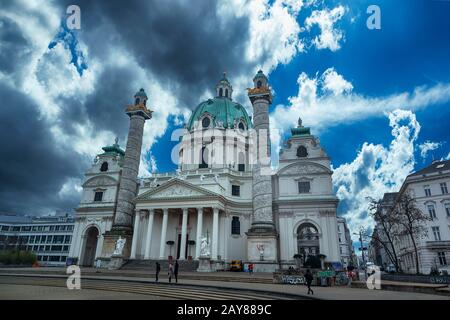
left=0, top=268, right=449, bottom=300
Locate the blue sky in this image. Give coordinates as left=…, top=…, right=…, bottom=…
left=1, top=0, right=450, bottom=246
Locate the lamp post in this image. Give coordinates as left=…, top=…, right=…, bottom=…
left=353, top=228, right=367, bottom=279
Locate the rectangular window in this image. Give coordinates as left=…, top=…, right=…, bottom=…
left=298, top=181, right=310, bottom=194
left=231, top=216, right=240, bottom=235
left=424, top=186, right=431, bottom=197
left=440, top=183, right=448, bottom=194
left=1, top=225, right=9, bottom=231
left=446, top=204, right=450, bottom=217
left=29, top=236, right=35, bottom=244
left=46, top=236, right=52, bottom=243
left=432, top=227, right=441, bottom=241
left=231, top=185, right=240, bottom=197
left=428, top=205, right=437, bottom=219
left=238, top=164, right=245, bottom=172
left=64, top=235, right=71, bottom=244
left=438, top=252, right=447, bottom=266
left=67, top=225, right=74, bottom=232
left=94, top=191, right=103, bottom=202
left=49, top=226, right=55, bottom=232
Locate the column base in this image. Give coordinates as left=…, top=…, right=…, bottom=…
left=197, top=256, right=212, bottom=272
left=246, top=230, right=278, bottom=264
left=108, top=255, right=125, bottom=270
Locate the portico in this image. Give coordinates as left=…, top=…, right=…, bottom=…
left=129, top=206, right=224, bottom=261
left=130, top=178, right=226, bottom=261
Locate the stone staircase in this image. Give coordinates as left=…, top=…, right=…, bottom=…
left=121, top=259, right=199, bottom=272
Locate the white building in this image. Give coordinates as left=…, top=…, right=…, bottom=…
left=394, top=160, right=450, bottom=274
left=70, top=71, right=341, bottom=271
left=0, top=213, right=74, bottom=266
left=337, top=217, right=354, bottom=268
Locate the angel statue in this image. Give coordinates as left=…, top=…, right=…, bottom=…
left=113, top=236, right=126, bottom=256
left=200, top=236, right=210, bottom=257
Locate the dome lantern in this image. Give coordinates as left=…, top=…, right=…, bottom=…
left=215, top=72, right=233, bottom=100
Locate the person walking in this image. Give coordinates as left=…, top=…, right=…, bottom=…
left=155, top=262, right=161, bottom=282
left=174, top=260, right=179, bottom=283
left=248, top=263, right=253, bottom=275
left=305, top=269, right=314, bottom=295
left=168, top=262, right=174, bottom=283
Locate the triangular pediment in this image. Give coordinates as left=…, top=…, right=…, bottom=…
left=136, top=178, right=219, bottom=201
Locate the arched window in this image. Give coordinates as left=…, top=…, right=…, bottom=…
left=225, top=89, right=228, bottom=97
left=202, top=117, right=210, bottom=128
left=238, top=122, right=245, bottom=131
left=199, top=146, right=208, bottom=168
left=100, top=162, right=108, bottom=172
left=297, top=223, right=320, bottom=263
left=219, top=88, right=223, bottom=97
left=257, top=80, right=262, bottom=88
left=135, top=98, right=140, bottom=105
left=231, top=216, right=240, bottom=235
left=297, top=146, right=308, bottom=158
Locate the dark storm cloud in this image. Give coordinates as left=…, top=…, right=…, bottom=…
left=59, top=0, right=253, bottom=108
left=0, top=82, right=88, bottom=214
left=0, top=16, right=32, bottom=77
left=1, top=0, right=260, bottom=215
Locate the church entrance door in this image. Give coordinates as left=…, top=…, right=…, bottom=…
left=176, top=233, right=189, bottom=259
left=82, top=227, right=98, bottom=266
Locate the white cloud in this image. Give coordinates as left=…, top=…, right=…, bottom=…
left=305, top=5, right=347, bottom=51
left=418, top=140, right=443, bottom=160
left=270, top=68, right=450, bottom=135
left=320, top=67, right=353, bottom=95
left=219, top=0, right=306, bottom=73
left=332, top=109, right=420, bottom=241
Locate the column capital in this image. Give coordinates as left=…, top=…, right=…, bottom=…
left=182, top=207, right=189, bottom=214
left=162, top=208, right=169, bottom=214
left=197, top=207, right=203, bottom=213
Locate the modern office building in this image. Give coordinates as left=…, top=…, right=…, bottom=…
left=0, top=213, right=74, bottom=266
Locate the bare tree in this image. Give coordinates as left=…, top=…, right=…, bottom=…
left=392, top=191, right=431, bottom=274
left=367, top=197, right=402, bottom=272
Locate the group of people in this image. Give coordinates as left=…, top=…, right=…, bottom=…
left=155, top=260, right=179, bottom=283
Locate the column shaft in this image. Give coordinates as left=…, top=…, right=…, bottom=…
left=144, top=210, right=154, bottom=259
left=212, top=207, right=219, bottom=260
left=195, top=208, right=203, bottom=259
left=159, top=209, right=169, bottom=259
left=180, top=208, right=188, bottom=260
left=130, top=211, right=141, bottom=259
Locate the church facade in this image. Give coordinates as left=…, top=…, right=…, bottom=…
left=69, top=71, right=341, bottom=272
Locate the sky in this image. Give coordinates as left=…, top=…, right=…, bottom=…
left=1, top=0, right=450, bottom=245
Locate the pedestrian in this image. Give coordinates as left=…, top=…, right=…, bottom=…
left=155, top=262, right=161, bottom=282
left=174, top=260, right=179, bottom=283
left=248, top=263, right=253, bottom=275
left=305, top=269, right=314, bottom=295
left=168, top=262, right=174, bottom=283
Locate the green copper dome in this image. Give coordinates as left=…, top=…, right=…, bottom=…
left=187, top=97, right=253, bottom=131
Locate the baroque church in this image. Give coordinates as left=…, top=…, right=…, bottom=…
left=69, top=70, right=341, bottom=272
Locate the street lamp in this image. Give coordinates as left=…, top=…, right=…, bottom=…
left=353, top=230, right=368, bottom=278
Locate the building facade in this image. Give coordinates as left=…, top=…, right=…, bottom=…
left=393, top=160, right=450, bottom=274
left=337, top=217, right=354, bottom=268
left=70, top=71, right=341, bottom=271
left=0, top=213, right=74, bottom=266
